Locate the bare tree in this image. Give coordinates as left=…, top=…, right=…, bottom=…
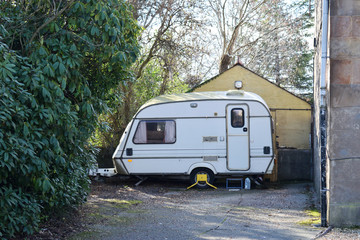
left=244, top=0, right=313, bottom=91
left=208, top=0, right=269, bottom=73
left=207, top=0, right=313, bottom=91
left=98, top=0, right=211, bottom=149
left=120, top=0, right=213, bottom=116
left=97, top=0, right=314, bottom=150
left=129, top=0, right=210, bottom=84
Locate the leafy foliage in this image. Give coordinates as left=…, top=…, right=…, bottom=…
left=92, top=0, right=204, bottom=154
left=133, top=60, right=189, bottom=107
left=92, top=59, right=188, bottom=152
left=0, top=0, right=139, bottom=238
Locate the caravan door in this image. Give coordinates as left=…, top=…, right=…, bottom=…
left=226, top=104, right=250, bottom=170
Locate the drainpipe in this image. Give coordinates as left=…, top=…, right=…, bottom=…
left=320, top=0, right=329, bottom=228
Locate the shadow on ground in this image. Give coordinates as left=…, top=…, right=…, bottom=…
left=67, top=177, right=322, bottom=240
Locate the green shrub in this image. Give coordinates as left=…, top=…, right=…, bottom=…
left=0, top=0, right=139, bottom=238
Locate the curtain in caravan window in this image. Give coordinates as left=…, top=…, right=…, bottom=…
left=164, top=121, right=176, bottom=143
left=134, top=121, right=147, bottom=143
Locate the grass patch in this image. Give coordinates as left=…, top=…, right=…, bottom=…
left=88, top=212, right=108, bottom=221
left=298, top=208, right=321, bottom=226
left=298, top=218, right=321, bottom=226
left=126, top=209, right=149, bottom=214
left=346, top=225, right=360, bottom=230
left=233, top=206, right=257, bottom=211
left=306, top=209, right=321, bottom=218
left=102, top=199, right=142, bottom=209
left=88, top=212, right=132, bottom=225
left=82, top=199, right=142, bottom=226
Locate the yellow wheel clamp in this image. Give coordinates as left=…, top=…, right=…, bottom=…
left=187, top=173, right=217, bottom=189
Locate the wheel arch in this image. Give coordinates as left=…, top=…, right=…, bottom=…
left=187, top=163, right=217, bottom=175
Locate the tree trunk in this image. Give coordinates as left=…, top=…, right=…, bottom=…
left=219, top=54, right=232, bottom=74
left=121, top=82, right=134, bottom=125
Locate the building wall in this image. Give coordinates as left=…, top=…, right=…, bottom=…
left=278, top=149, right=313, bottom=181
left=274, top=110, right=311, bottom=149
left=327, top=0, right=360, bottom=226
left=193, top=65, right=312, bottom=150
left=314, top=0, right=360, bottom=227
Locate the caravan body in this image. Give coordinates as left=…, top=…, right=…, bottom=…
left=112, top=91, right=274, bottom=185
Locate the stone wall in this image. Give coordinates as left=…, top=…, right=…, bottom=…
left=314, top=0, right=360, bottom=227
left=327, top=0, right=360, bottom=226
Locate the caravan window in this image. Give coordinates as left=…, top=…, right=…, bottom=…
left=133, top=120, right=176, bottom=144
left=231, top=108, right=244, bottom=128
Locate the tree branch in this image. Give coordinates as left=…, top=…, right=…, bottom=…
left=27, top=0, right=75, bottom=46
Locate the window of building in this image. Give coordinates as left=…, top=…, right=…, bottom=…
left=231, top=108, right=244, bottom=128
left=133, top=120, right=176, bottom=144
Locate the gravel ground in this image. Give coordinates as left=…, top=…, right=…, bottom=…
left=26, top=176, right=358, bottom=240
left=67, top=177, right=326, bottom=240
left=315, top=228, right=360, bottom=240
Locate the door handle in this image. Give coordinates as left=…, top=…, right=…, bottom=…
left=243, top=127, right=248, bottom=132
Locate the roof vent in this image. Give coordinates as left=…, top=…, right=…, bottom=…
left=226, top=90, right=245, bottom=96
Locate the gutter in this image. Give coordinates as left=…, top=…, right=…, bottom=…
left=320, top=0, right=329, bottom=108
left=319, top=0, right=329, bottom=228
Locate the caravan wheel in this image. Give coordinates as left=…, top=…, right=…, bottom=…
left=190, top=168, right=214, bottom=189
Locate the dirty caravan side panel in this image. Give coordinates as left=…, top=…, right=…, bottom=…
left=246, top=101, right=274, bottom=174
left=118, top=101, right=228, bottom=175
left=113, top=98, right=274, bottom=176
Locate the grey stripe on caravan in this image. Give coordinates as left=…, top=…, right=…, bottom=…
left=120, top=156, right=227, bottom=160
left=135, top=116, right=225, bottom=120
left=135, top=115, right=271, bottom=120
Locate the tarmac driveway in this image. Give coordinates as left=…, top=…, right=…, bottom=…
left=70, top=179, right=321, bottom=240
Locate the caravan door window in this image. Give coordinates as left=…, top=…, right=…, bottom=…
left=133, top=120, right=176, bottom=144
left=231, top=108, right=244, bottom=128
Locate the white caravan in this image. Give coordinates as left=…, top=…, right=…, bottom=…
left=112, top=90, right=274, bottom=188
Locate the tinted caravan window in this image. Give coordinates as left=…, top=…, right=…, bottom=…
left=231, top=108, right=244, bottom=128
left=133, top=120, right=176, bottom=144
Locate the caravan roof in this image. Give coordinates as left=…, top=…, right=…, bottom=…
left=140, top=90, right=268, bottom=111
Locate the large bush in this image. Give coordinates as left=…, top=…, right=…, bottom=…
left=0, top=0, right=139, bottom=238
